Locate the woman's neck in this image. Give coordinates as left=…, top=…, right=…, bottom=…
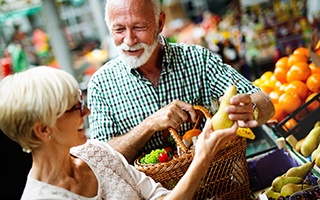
left=30, top=149, right=74, bottom=183
left=30, top=151, right=98, bottom=197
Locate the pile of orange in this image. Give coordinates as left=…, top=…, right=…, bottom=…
left=253, top=46, right=320, bottom=123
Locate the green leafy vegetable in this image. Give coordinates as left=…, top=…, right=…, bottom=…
left=140, top=149, right=166, bottom=164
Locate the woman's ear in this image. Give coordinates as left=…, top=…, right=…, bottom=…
left=33, top=123, right=51, bottom=141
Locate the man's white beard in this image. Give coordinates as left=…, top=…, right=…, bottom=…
left=117, top=38, right=158, bottom=69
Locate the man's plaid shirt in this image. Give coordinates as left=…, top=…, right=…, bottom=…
left=87, top=35, right=260, bottom=153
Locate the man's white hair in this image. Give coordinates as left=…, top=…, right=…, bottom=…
left=104, top=0, right=161, bottom=28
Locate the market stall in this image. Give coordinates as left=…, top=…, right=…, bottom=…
left=248, top=34, right=320, bottom=199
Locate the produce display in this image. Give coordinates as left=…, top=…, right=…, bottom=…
left=262, top=162, right=316, bottom=199
left=249, top=42, right=320, bottom=199
left=293, top=121, right=320, bottom=167
left=301, top=125, right=320, bottom=157
left=253, top=46, right=320, bottom=123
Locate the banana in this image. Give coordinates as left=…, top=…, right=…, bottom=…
left=236, top=127, right=255, bottom=140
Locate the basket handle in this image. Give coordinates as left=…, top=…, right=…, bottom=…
left=168, top=105, right=212, bottom=153
left=192, top=105, right=212, bottom=129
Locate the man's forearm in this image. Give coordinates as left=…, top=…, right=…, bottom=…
left=251, top=91, right=275, bottom=126
left=108, top=118, right=156, bottom=163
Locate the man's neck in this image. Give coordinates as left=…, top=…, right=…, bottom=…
left=137, top=44, right=164, bottom=87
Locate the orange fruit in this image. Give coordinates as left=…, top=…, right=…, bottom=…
left=275, top=80, right=282, bottom=89
left=315, top=48, right=320, bottom=56
left=293, top=47, right=310, bottom=58
left=270, top=103, right=287, bottom=122
left=283, top=118, right=298, bottom=131
left=269, top=90, right=283, bottom=104
left=285, top=80, right=309, bottom=100
left=274, top=66, right=289, bottom=83
left=182, top=129, right=201, bottom=142
left=315, top=40, right=320, bottom=50
left=305, top=93, right=320, bottom=111
left=260, top=71, right=274, bottom=81
left=278, top=92, right=302, bottom=114
left=279, top=83, right=289, bottom=92
left=259, top=85, right=273, bottom=94
left=275, top=56, right=289, bottom=69
left=252, top=78, right=262, bottom=87
left=309, top=62, right=320, bottom=74
left=288, top=53, right=309, bottom=67
left=286, top=62, right=311, bottom=83
left=306, top=73, right=320, bottom=93
left=263, top=74, right=278, bottom=90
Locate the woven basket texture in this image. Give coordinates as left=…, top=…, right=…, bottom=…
left=134, top=106, right=250, bottom=199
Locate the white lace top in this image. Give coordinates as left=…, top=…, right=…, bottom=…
left=21, top=140, right=170, bottom=200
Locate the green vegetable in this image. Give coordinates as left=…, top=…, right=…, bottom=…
left=140, top=149, right=166, bottom=164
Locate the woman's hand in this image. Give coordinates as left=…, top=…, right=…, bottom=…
left=194, top=119, right=238, bottom=163
left=163, top=120, right=238, bottom=200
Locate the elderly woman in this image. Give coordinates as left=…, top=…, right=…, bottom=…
left=0, top=66, right=237, bottom=200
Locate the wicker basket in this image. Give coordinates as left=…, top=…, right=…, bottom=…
left=134, top=106, right=250, bottom=199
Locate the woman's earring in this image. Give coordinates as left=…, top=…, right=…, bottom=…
left=48, top=135, right=52, bottom=140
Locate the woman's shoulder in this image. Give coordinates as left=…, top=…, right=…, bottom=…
left=71, top=140, right=117, bottom=155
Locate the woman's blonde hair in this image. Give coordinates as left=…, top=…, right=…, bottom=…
left=0, top=66, right=79, bottom=152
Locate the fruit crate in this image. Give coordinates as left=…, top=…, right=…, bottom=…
left=246, top=125, right=278, bottom=159
left=248, top=148, right=300, bottom=192
left=275, top=92, right=320, bottom=141
left=250, top=148, right=319, bottom=198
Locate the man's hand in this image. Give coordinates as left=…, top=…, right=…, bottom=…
left=224, top=93, right=259, bottom=128
left=222, top=91, right=274, bottom=127
left=146, top=100, right=197, bottom=131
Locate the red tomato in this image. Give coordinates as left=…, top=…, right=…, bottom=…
left=164, top=147, right=172, bottom=153
left=158, top=152, right=169, bottom=162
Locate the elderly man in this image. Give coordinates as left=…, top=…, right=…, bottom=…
left=87, top=0, right=274, bottom=163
